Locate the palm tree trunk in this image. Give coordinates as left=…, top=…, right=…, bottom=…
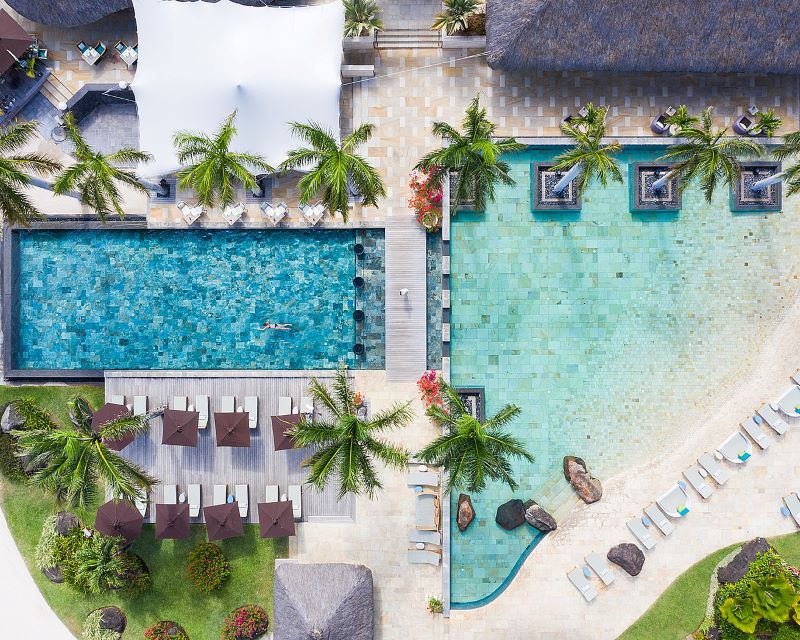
left=751, top=171, right=785, bottom=191
left=27, top=176, right=81, bottom=200
left=651, top=171, right=673, bottom=191
left=553, top=163, right=582, bottom=193
left=139, top=177, right=170, bottom=198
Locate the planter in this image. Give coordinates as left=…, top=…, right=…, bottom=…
left=353, top=309, right=365, bottom=322
left=441, top=34, right=486, bottom=49
left=353, top=276, right=365, bottom=288
left=353, top=343, right=365, bottom=355
left=343, top=35, right=375, bottom=51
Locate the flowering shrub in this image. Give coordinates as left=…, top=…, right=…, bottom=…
left=187, top=543, right=230, bottom=594
left=409, top=169, right=443, bottom=232
left=220, top=605, right=269, bottom=640
left=417, top=370, right=443, bottom=409
left=144, top=621, right=189, bottom=640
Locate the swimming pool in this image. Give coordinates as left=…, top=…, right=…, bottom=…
left=449, top=146, right=800, bottom=605
left=12, top=228, right=384, bottom=372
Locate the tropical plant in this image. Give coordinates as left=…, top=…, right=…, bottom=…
left=772, top=131, right=800, bottom=196
left=748, top=576, right=799, bottom=623
left=719, top=596, right=760, bottom=634
left=220, top=605, right=269, bottom=640
left=18, top=56, right=36, bottom=79
left=431, top=0, right=479, bottom=35
left=279, top=122, right=386, bottom=223
left=144, top=622, right=189, bottom=640
left=287, top=363, right=413, bottom=499
left=187, top=543, right=230, bottom=593
left=119, top=551, right=150, bottom=596
left=657, top=107, right=764, bottom=202
left=755, top=108, right=782, bottom=138
left=427, top=596, right=444, bottom=614
left=665, top=104, right=699, bottom=131
left=416, top=95, right=525, bottom=214
left=174, top=111, right=274, bottom=210
left=343, top=0, right=383, bottom=37
left=416, top=379, right=533, bottom=493
left=0, top=120, right=62, bottom=226
left=570, top=102, right=609, bottom=132
left=82, top=609, right=122, bottom=640
left=73, top=533, right=126, bottom=595
left=13, top=396, right=156, bottom=510
left=34, top=514, right=61, bottom=570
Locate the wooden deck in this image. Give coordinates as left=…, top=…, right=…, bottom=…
left=105, top=370, right=354, bottom=524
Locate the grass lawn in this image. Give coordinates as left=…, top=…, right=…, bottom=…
left=0, top=385, right=288, bottom=638
left=618, top=532, right=800, bottom=640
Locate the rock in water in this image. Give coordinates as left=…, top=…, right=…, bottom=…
left=523, top=500, right=557, bottom=532
left=717, top=537, right=772, bottom=584
left=0, top=403, right=24, bottom=433
left=98, top=607, right=127, bottom=633
left=55, top=511, right=79, bottom=536
left=607, top=543, right=645, bottom=576
left=495, top=499, right=526, bottom=530
left=563, top=456, right=603, bottom=503
left=457, top=494, right=475, bottom=532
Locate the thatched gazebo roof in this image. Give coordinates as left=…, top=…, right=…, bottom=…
left=274, top=563, right=373, bottom=640
left=486, top=0, right=800, bottom=74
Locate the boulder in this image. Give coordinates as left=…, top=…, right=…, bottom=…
left=0, top=403, right=24, bottom=433
left=717, top=537, right=772, bottom=584
left=563, top=456, right=603, bottom=504
left=523, top=500, right=557, bottom=532
left=42, top=566, right=63, bottom=583
left=495, top=499, right=526, bottom=531
left=456, top=494, right=475, bottom=532
left=607, top=543, right=645, bottom=576
left=55, top=511, right=79, bottom=536
left=98, top=607, right=127, bottom=633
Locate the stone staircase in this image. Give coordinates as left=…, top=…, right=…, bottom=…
left=375, top=29, right=441, bottom=49
left=534, top=469, right=581, bottom=522
left=40, top=73, right=72, bottom=110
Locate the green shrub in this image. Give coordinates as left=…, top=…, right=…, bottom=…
left=119, top=552, right=150, bottom=597
left=775, top=623, right=800, bottom=639
left=144, top=621, right=190, bottom=640
left=72, top=533, right=125, bottom=595
left=13, top=397, right=58, bottom=431
left=187, top=543, right=230, bottom=594
left=81, top=610, right=121, bottom=640
left=55, top=528, right=85, bottom=586
left=34, top=515, right=61, bottom=570
left=220, top=605, right=269, bottom=640
left=0, top=432, right=26, bottom=481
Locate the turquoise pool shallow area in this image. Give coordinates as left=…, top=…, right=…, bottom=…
left=449, top=146, right=800, bottom=605
left=15, top=229, right=385, bottom=371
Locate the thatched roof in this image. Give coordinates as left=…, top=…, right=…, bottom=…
left=486, top=0, right=800, bottom=74
left=274, top=563, right=374, bottom=640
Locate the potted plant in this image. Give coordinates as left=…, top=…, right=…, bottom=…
left=408, top=169, right=443, bottom=232
left=664, top=104, right=698, bottom=136
left=343, top=0, right=383, bottom=51
left=753, top=108, right=782, bottom=138
left=436, top=0, right=487, bottom=49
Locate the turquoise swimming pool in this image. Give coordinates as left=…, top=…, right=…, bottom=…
left=14, top=229, right=384, bottom=371
left=449, top=146, right=800, bottom=606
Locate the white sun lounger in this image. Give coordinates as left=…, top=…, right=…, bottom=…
left=408, top=549, right=441, bottom=566
left=644, top=503, right=675, bottom=535
left=717, top=431, right=753, bottom=464
left=406, top=472, right=440, bottom=487
left=213, top=484, right=227, bottom=506
left=134, top=490, right=148, bottom=516
left=657, top=483, right=691, bottom=518
left=784, top=494, right=800, bottom=527
left=698, top=453, right=730, bottom=485
left=567, top=567, right=598, bottom=602
left=164, top=484, right=177, bottom=505
left=288, top=485, right=302, bottom=520
left=266, top=484, right=279, bottom=503
left=415, top=493, right=439, bottom=531
left=409, top=529, right=442, bottom=545
left=222, top=201, right=245, bottom=225
left=776, top=385, right=800, bottom=418
left=133, top=395, right=147, bottom=416
left=172, top=396, right=187, bottom=411
left=110, top=394, right=124, bottom=405
left=244, top=397, right=258, bottom=429
left=301, top=202, right=324, bottom=226
left=683, top=467, right=713, bottom=499
left=792, top=372, right=800, bottom=386
left=300, top=396, right=314, bottom=417
left=235, top=484, right=249, bottom=518
left=585, top=552, right=615, bottom=586
left=278, top=396, right=292, bottom=415
left=187, top=484, right=201, bottom=517
left=627, top=518, right=656, bottom=550
left=260, top=201, right=288, bottom=226
left=741, top=417, right=772, bottom=450
left=193, top=395, right=209, bottom=429
left=176, top=200, right=204, bottom=225
left=221, top=396, right=235, bottom=413
left=757, top=404, right=788, bottom=435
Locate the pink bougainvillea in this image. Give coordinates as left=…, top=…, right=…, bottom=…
left=409, top=169, right=443, bottom=232
left=417, top=370, right=443, bottom=409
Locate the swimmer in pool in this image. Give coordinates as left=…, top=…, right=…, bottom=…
left=258, top=321, right=292, bottom=331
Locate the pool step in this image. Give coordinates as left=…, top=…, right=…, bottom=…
left=375, top=29, right=442, bottom=49
left=533, top=470, right=581, bottom=523
left=40, top=73, right=73, bottom=109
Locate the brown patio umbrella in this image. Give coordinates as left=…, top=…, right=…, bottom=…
left=271, top=413, right=300, bottom=451
left=257, top=501, right=295, bottom=539
left=214, top=412, right=250, bottom=448
left=92, top=402, right=135, bottom=451
left=94, top=499, right=143, bottom=543
left=155, top=503, right=190, bottom=540
left=0, top=10, right=32, bottom=74
left=162, top=409, right=199, bottom=447
left=203, top=502, right=243, bottom=541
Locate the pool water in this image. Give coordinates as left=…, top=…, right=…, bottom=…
left=15, top=229, right=385, bottom=371
left=449, top=147, right=800, bottom=605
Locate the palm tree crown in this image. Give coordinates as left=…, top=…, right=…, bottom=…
left=772, top=131, right=800, bottom=196
left=416, top=380, right=533, bottom=494
left=657, top=107, right=764, bottom=202
left=287, top=364, right=413, bottom=499
left=416, top=95, right=525, bottom=214
left=0, top=120, right=62, bottom=226
left=174, top=111, right=274, bottom=209
left=54, top=112, right=152, bottom=222
left=279, top=122, right=385, bottom=223
left=13, top=397, right=156, bottom=510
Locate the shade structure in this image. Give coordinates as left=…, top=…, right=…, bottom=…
left=214, top=412, right=251, bottom=448
left=257, top=501, right=295, bottom=539
left=92, top=403, right=135, bottom=451
left=155, top=502, right=190, bottom=540
left=271, top=414, right=300, bottom=451
left=0, top=9, right=32, bottom=74
left=162, top=409, right=199, bottom=447
left=203, top=502, right=244, bottom=541
left=94, top=499, right=143, bottom=543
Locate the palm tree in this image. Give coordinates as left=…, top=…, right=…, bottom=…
left=0, top=120, right=62, bottom=227
left=551, top=104, right=623, bottom=195
left=416, top=379, right=533, bottom=494
left=279, top=122, right=385, bottom=223
left=772, top=131, right=800, bottom=196
left=343, top=0, right=383, bottom=37
left=53, top=112, right=152, bottom=222
left=416, top=95, right=525, bottom=214
left=174, top=111, right=274, bottom=210
left=73, top=533, right=125, bottom=594
left=287, top=364, right=413, bottom=499
left=431, top=0, right=478, bottom=35
left=13, top=397, right=156, bottom=510
left=656, top=107, right=764, bottom=202
left=665, top=104, right=699, bottom=131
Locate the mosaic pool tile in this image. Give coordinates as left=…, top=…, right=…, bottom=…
left=426, top=232, right=443, bottom=369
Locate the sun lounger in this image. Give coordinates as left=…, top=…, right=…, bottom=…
left=567, top=567, right=598, bottom=602
left=222, top=202, right=245, bottom=226
left=133, top=395, right=147, bottom=416
left=244, top=396, right=258, bottom=429
left=221, top=396, right=235, bottom=413
left=134, top=490, right=148, bottom=516
left=683, top=467, right=713, bottom=499
left=657, top=483, right=691, bottom=518
left=164, top=484, right=177, bottom=505
left=213, top=484, right=227, bottom=506
left=776, top=385, right=800, bottom=417
left=698, top=453, right=730, bottom=485
left=266, top=484, right=279, bottom=503
left=784, top=494, right=800, bottom=527
left=408, top=549, right=441, bottom=566
left=300, top=396, right=314, bottom=417
left=195, top=395, right=209, bottom=429
left=757, top=404, right=788, bottom=435
left=176, top=200, right=204, bottom=225
left=585, top=552, right=615, bottom=586
left=235, top=484, right=249, bottom=518
left=110, top=394, right=124, bottom=405
left=288, top=485, right=302, bottom=520
left=644, top=503, right=675, bottom=534
left=741, top=417, right=772, bottom=450
left=415, top=492, right=440, bottom=531
left=301, top=202, right=324, bottom=226
left=409, top=529, right=442, bottom=545
left=627, top=517, right=656, bottom=550
left=187, top=484, right=200, bottom=517
left=278, top=396, right=292, bottom=415
left=406, top=472, right=440, bottom=487
left=172, top=396, right=187, bottom=411
left=717, top=431, right=753, bottom=463
left=260, top=201, right=288, bottom=226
